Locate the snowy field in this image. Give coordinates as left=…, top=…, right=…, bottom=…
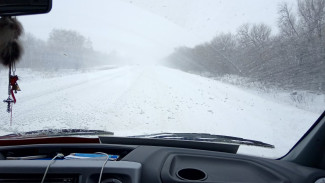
left=0, top=65, right=323, bottom=158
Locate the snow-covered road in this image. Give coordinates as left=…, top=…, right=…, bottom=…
left=0, top=65, right=321, bottom=157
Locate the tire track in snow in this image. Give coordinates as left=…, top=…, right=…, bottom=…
left=18, top=67, right=131, bottom=102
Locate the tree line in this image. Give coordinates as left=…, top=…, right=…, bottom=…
left=17, top=29, right=118, bottom=70
left=165, top=0, right=325, bottom=93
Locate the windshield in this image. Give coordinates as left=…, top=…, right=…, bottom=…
left=0, top=0, right=324, bottom=158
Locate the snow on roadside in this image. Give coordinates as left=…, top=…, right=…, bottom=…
left=215, top=74, right=325, bottom=114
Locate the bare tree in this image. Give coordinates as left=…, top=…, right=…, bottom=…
left=278, top=2, right=299, bottom=37
left=237, top=23, right=271, bottom=49
left=166, top=0, right=325, bottom=92
left=298, top=0, right=325, bottom=38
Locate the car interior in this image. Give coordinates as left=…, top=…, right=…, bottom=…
left=0, top=0, right=324, bottom=183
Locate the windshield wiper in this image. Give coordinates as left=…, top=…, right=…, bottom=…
left=0, top=129, right=114, bottom=139
left=130, top=133, right=274, bottom=148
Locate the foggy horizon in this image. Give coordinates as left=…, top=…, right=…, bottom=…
left=18, top=0, right=296, bottom=65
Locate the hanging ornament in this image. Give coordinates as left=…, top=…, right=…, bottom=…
left=0, top=16, right=23, bottom=66
left=3, top=63, right=21, bottom=125
left=10, top=74, right=20, bottom=103
left=0, top=16, right=23, bottom=125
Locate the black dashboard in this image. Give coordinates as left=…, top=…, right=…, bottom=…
left=0, top=142, right=324, bottom=183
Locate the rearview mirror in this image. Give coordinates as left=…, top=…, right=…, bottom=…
left=0, top=0, right=52, bottom=16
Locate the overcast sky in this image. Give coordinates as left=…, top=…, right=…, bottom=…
left=19, top=0, right=296, bottom=63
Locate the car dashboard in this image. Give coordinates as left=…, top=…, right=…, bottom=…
left=0, top=137, right=324, bottom=183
